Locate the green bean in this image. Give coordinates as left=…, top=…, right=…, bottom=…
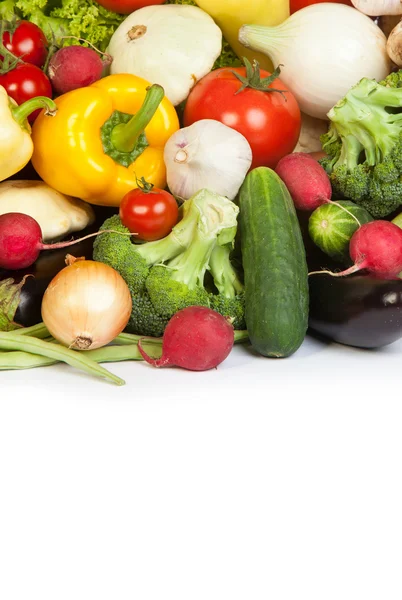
left=116, top=329, right=249, bottom=345
left=0, top=332, right=125, bottom=386
left=12, top=323, right=50, bottom=339
left=0, top=344, right=143, bottom=371
left=115, top=331, right=161, bottom=346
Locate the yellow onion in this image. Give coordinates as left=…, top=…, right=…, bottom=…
left=41, top=257, right=132, bottom=350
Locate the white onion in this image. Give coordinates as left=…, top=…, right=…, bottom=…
left=239, top=4, right=391, bottom=119
left=41, top=258, right=132, bottom=350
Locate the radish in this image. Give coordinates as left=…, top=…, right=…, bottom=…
left=309, top=220, right=402, bottom=279
left=138, top=306, right=235, bottom=371
left=275, top=152, right=364, bottom=226
left=47, top=45, right=112, bottom=95
left=275, top=153, right=332, bottom=211
left=0, top=212, right=122, bottom=270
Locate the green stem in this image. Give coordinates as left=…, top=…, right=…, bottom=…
left=0, top=332, right=125, bottom=385
left=11, top=96, right=57, bottom=126
left=115, top=331, right=161, bottom=346
left=234, top=330, right=249, bottom=344
left=110, top=84, right=164, bottom=153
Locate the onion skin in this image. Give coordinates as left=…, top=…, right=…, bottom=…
left=41, top=260, right=132, bottom=350
left=239, top=4, right=391, bottom=120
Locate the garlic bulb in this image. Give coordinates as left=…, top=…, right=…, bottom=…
left=164, top=120, right=252, bottom=201
left=351, top=0, right=402, bottom=16
left=387, top=18, right=402, bottom=66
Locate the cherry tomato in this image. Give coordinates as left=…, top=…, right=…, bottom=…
left=184, top=66, right=301, bottom=170
left=0, top=63, right=53, bottom=124
left=120, top=187, right=179, bottom=241
left=95, top=0, right=164, bottom=14
left=290, top=0, right=352, bottom=13
left=2, top=21, right=48, bottom=68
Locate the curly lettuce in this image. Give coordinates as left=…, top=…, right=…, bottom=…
left=0, top=0, right=125, bottom=50
left=0, top=0, right=241, bottom=65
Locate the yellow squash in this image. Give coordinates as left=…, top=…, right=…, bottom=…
left=31, top=74, right=180, bottom=207
left=195, top=0, right=289, bottom=71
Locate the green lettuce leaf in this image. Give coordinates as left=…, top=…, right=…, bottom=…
left=0, top=276, right=28, bottom=332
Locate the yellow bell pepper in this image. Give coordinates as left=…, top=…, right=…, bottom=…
left=195, top=0, right=289, bottom=72
left=31, top=74, right=180, bottom=207
left=0, top=86, right=56, bottom=183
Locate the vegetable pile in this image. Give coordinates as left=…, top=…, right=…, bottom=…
left=2, top=0, right=402, bottom=385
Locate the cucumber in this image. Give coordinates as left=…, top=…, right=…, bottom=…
left=239, top=167, right=309, bottom=358
left=308, top=200, right=374, bottom=263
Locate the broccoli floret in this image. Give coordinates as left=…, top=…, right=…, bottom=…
left=146, top=230, right=212, bottom=317
left=319, top=72, right=402, bottom=218
left=93, top=203, right=198, bottom=336
left=146, top=190, right=240, bottom=320
left=93, top=189, right=243, bottom=336
left=208, top=243, right=245, bottom=329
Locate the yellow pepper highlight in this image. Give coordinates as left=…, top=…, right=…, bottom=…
left=195, top=0, right=289, bottom=72
left=31, top=74, right=180, bottom=207
left=0, top=86, right=56, bottom=183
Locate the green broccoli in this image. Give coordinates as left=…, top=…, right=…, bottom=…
left=320, top=71, right=402, bottom=218
left=93, top=189, right=245, bottom=336
left=208, top=243, right=245, bottom=330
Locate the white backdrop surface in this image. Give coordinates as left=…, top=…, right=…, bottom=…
left=0, top=335, right=401, bottom=599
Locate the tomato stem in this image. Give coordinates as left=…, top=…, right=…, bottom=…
left=135, top=176, right=155, bottom=194
left=232, top=57, right=288, bottom=99
left=0, top=20, right=24, bottom=74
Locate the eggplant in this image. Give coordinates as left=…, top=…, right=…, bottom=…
left=0, top=205, right=117, bottom=328
left=297, top=211, right=402, bottom=349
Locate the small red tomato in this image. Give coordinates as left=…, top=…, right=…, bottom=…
left=184, top=65, right=301, bottom=170
left=94, top=0, right=164, bottom=13
left=2, top=21, right=48, bottom=68
left=120, top=186, right=179, bottom=241
left=0, top=63, right=53, bottom=123
left=290, top=0, right=352, bottom=12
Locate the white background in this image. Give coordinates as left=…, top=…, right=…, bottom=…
left=1, top=334, right=401, bottom=600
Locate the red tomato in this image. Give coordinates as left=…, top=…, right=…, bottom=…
left=0, top=63, right=53, bottom=123
left=94, top=0, right=164, bottom=13
left=120, top=187, right=179, bottom=241
left=2, top=21, right=48, bottom=68
left=184, top=67, right=301, bottom=170
left=290, top=0, right=352, bottom=12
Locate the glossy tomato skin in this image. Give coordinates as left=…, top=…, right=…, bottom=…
left=290, top=0, right=352, bottom=12
left=0, top=64, right=52, bottom=101
left=0, top=63, right=52, bottom=124
left=119, top=188, right=179, bottom=242
left=183, top=67, right=301, bottom=170
left=95, top=0, right=165, bottom=13
left=2, top=21, right=48, bottom=68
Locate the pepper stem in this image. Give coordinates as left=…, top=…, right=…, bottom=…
left=11, top=96, right=57, bottom=125
left=111, top=84, right=164, bottom=153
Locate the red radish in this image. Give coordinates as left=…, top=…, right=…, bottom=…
left=138, top=306, right=235, bottom=371
left=309, top=220, right=402, bottom=279
left=47, top=46, right=112, bottom=95
left=275, top=152, right=332, bottom=211
left=0, top=212, right=124, bottom=270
